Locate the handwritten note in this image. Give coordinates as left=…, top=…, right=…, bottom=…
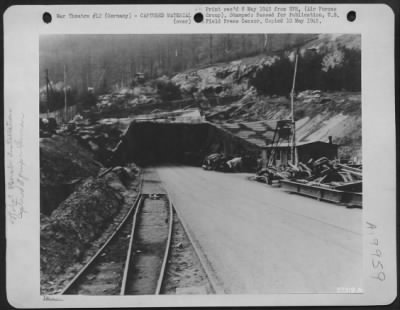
left=367, top=222, right=386, bottom=282
left=6, top=108, right=28, bottom=223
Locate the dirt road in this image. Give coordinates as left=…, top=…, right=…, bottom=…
left=155, top=166, right=362, bottom=294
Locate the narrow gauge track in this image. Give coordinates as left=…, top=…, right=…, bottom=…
left=60, top=193, right=173, bottom=295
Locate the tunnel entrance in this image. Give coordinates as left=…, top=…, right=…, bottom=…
left=112, top=121, right=261, bottom=168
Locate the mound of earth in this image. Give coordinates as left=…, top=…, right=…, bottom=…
left=40, top=172, right=126, bottom=277
left=40, top=135, right=102, bottom=215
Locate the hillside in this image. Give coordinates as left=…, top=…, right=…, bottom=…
left=39, top=34, right=345, bottom=94
left=41, top=33, right=362, bottom=161
left=167, top=34, right=362, bottom=161
left=204, top=91, right=361, bottom=161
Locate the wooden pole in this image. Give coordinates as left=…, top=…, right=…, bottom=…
left=64, top=64, right=67, bottom=122
left=290, top=51, right=299, bottom=165
left=209, top=34, right=213, bottom=64
left=45, top=69, right=50, bottom=118
left=263, top=34, right=268, bottom=53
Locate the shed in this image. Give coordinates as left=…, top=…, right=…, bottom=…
left=218, top=120, right=339, bottom=167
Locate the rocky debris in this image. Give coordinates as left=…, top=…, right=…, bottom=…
left=205, top=87, right=257, bottom=120
left=40, top=163, right=140, bottom=294
left=57, top=116, right=133, bottom=164
left=77, top=55, right=359, bottom=161
left=99, top=164, right=140, bottom=188
left=41, top=175, right=123, bottom=276
left=206, top=91, right=361, bottom=161
left=171, top=57, right=274, bottom=99
left=207, top=91, right=360, bottom=123
left=88, top=84, right=160, bottom=119
left=164, top=45, right=360, bottom=161
left=97, top=92, right=134, bottom=110
left=255, top=157, right=362, bottom=192
left=40, top=135, right=102, bottom=215
left=40, top=163, right=139, bottom=279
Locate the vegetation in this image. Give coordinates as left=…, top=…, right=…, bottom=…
left=39, top=34, right=319, bottom=95
left=155, top=80, right=182, bottom=101
left=39, top=34, right=360, bottom=109
left=39, top=88, right=77, bottom=113
left=79, top=91, right=98, bottom=109
left=250, top=46, right=361, bottom=95
left=39, top=88, right=97, bottom=113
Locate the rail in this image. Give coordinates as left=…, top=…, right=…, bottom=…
left=120, top=193, right=174, bottom=295
left=59, top=192, right=142, bottom=295
left=59, top=172, right=215, bottom=295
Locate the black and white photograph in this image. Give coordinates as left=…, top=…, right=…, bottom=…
left=4, top=3, right=397, bottom=308
left=39, top=33, right=363, bottom=295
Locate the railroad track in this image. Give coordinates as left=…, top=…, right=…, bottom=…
left=60, top=193, right=173, bottom=295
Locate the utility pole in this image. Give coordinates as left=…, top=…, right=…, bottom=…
left=263, top=34, right=268, bottom=53
left=209, top=34, right=213, bottom=64
left=166, top=41, right=170, bottom=75
left=45, top=69, right=50, bottom=118
left=63, top=64, right=68, bottom=122
left=290, top=50, right=299, bottom=165
left=179, top=38, right=183, bottom=71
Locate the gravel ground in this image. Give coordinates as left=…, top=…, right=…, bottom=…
left=161, top=209, right=212, bottom=294
left=142, top=167, right=213, bottom=295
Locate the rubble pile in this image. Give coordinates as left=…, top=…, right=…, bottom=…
left=40, top=135, right=102, bottom=215
left=96, top=87, right=158, bottom=112
left=41, top=164, right=139, bottom=277
left=57, top=116, right=132, bottom=164
left=204, top=87, right=258, bottom=120
left=40, top=127, right=141, bottom=290
left=172, top=55, right=277, bottom=99
left=208, top=91, right=361, bottom=123
left=88, top=81, right=201, bottom=120
left=207, top=91, right=361, bottom=161
left=256, top=157, right=362, bottom=192
left=81, top=84, right=161, bottom=120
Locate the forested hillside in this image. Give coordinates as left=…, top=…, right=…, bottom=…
left=39, top=34, right=318, bottom=93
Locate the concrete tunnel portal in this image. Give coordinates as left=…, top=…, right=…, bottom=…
left=111, top=121, right=261, bottom=167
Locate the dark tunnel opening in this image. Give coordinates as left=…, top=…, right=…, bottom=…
left=111, top=122, right=261, bottom=169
